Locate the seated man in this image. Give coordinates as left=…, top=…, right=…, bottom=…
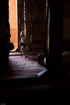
left=20, top=31, right=32, bottom=57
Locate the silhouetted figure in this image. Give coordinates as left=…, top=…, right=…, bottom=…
left=20, top=31, right=32, bottom=57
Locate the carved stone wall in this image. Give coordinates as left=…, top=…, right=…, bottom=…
left=25, top=0, right=46, bottom=52
left=18, top=0, right=24, bottom=51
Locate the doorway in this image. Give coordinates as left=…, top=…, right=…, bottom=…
left=9, top=0, right=18, bottom=51
left=0, top=0, right=47, bottom=80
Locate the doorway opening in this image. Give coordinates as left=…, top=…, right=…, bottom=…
left=6, top=0, right=47, bottom=80
left=9, top=0, right=18, bottom=52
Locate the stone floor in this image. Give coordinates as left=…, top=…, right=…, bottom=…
left=0, top=55, right=47, bottom=80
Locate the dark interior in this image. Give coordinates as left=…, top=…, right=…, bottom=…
left=0, top=0, right=70, bottom=104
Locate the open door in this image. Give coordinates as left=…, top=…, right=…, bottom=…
left=9, top=0, right=18, bottom=51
